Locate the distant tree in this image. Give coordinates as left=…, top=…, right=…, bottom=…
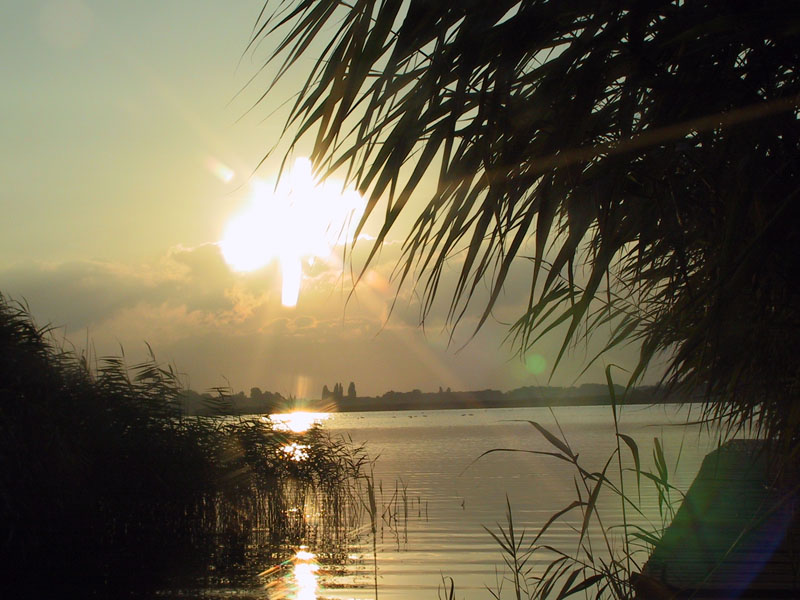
left=322, top=384, right=331, bottom=399
left=347, top=381, right=357, bottom=399
left=250, top=387, right=263, bottom=401
left=254, top=1, right=800, bottom=445
left=266, top=391, right=285, bottom=405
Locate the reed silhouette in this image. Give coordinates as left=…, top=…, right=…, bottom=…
left=0, top=294, right=365, bottom=597
left=251, top=0, right=800, bottom=449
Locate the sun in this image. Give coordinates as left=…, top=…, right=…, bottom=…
left=219, top=158, right=365, bottom=306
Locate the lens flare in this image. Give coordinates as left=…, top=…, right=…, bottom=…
left=525, top=353, right=547, bottom=375
left=205, top=157, right=234, bottom=182
left=260, top=547, right=321, bottom=599
left=219, top=158, right=365, bottom=307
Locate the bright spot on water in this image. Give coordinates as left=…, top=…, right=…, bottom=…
left=295, top=549, right=315, bottom=561
left=269, top=412, right=330, bottom=433
left=293, top=547, right=320, bottom=600
left=219, top=157, right=365, bottom=307
left=525, top=353, right=547, bottom=375
left=280, top=442, right=310, bottom=462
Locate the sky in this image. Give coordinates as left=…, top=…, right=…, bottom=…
left=1, top=0, right=654, bottom=398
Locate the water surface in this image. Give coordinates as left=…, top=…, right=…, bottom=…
left=302, top=403, right=719, bottom=599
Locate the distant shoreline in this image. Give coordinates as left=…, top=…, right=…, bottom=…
left=184, top=385, right=685, bottom=416
left=297, top=391, right=681, bottom=414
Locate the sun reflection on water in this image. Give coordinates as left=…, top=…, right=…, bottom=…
left=268, top=411, right=330, bottom=433
left=280, top=442, right=310, bottom=461
left=258, top=411, right=335, bottom=598
left=293, top=548, right=320, bottom=600
left=262, top=547, right=321, bottom=600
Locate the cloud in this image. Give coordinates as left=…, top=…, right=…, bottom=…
left=0, top=242, right=408, bottom=390
left=3, top=247, right=224, bottom=329
left=293, top=315, right=314, bottom=328
left=0, top=239, right=652, bottom=396
left=0, top=259, right=177, bottom=330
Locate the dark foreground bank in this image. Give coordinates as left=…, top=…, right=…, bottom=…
left=0, top=295, right=364, bottom=598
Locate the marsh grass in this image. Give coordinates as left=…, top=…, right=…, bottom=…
left=0, top=294, right=366, bottom=597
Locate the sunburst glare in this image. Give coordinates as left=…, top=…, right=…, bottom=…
left=268, top=412, right=330, bottom=433
left=219, top=158, right=365, bottom=307
left=293, top=547, right=319, bottom=600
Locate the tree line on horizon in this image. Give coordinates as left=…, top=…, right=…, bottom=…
left=321, top=381, right=357, bottom=401
left=177, top=381, right=670, bottom=415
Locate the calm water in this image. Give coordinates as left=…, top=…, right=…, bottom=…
left=285, top=403, right=719, bottom=600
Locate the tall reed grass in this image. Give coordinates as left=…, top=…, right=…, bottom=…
left=0, top=294, right=365, bottom=597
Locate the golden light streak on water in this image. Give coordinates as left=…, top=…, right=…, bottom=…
left=268, top=411, right=330, bottom=433
left=292, top=547, right=320, bottom=600
left=280, top=442, right=310, bottom=461
left=262, top=547, right=321, bottom=600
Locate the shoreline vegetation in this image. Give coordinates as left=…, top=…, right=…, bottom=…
left=182, top=384, right=683, bottom=416
left=0, top=295, right=367, bottom=598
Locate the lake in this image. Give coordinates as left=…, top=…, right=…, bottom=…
left=265, top=403, right=720, bottom=599
left=194, top=403, right=721, bottom=599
